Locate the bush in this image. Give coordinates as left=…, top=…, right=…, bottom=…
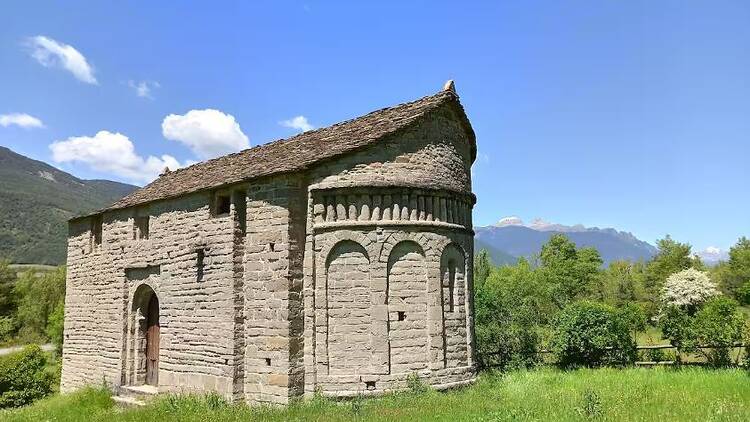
left=475, top=260, right=543, bottom=370
left=551, top=301, right=636, bottom=368
left=736, top=280, right=750, bottom=306
left=13, top=268, right=65, bottom=342
left=0, top=316, right=17, bottom=343
left=693, top=297, right=746, bottom=367
left=0, top=345, right=54, bottom=408
left=639, top=348, right=676, bottom=363
left=659, top=305, right=697, bottom=357
left=46, top=302, right=65, bottom=355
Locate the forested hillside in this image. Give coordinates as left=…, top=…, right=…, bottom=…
left=0, top=146, right=136, bottom=264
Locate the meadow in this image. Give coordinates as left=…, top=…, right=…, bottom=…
left=3, top=367, right=749, bottom=422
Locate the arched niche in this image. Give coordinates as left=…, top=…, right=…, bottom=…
left=386, top=240, right=428, bottom=374
left=439, top=243, right=468, bottom=367
left=325, top=240, right=371, bottom=375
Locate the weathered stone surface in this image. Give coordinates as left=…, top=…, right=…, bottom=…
left=62, top=87, right=478, bottom=405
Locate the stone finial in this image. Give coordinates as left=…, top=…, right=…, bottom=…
left=442, top=80, right=456, bottom=93
left=161, top=166, right=171, bottom=176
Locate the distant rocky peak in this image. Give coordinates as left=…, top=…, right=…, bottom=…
left=494, top=216, right=524, bottom=227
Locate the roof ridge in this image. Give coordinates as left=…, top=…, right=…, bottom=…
left=90, top=88, right=469, bottom=216
left=160, top=90, right=456, bottom=180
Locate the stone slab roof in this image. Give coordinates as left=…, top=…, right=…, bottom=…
left=99, top=87, right=475, bottom=215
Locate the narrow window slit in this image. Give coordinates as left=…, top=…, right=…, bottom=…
left=197, top=249, right=205, bottom=282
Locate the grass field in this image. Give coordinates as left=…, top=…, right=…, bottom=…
left=3, top=367, right=749, bottom=421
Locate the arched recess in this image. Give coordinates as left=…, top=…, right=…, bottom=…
left=386, top=240, right=429, bottom=374
left=325, top=240, right=372, bottom=375
left=128, top=283, right=160, bottom=386
left=440, top=243, right=468, bottom=367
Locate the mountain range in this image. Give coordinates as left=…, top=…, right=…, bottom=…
left=475, top=217, right=658, bottom=266
left=0, top=146, right=137, bottom=265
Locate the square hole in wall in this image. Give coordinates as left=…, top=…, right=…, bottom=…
left=265, top=358, right=272, bottom=366
left=269, top=242, right=275, bottom=252
left=365, top=381, right=376, bottom=390
left=397, top=311, right=406, bottom=321
left=213, top=193, right=231, bottom=216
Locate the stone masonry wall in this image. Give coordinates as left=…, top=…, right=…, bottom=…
left=307, top=106, right=473, bottom=193
left=302, top=106, right=476, bottom=396
left=242, top=175, right=306, bottom=404
left=62, top=192, right=239, bottom=397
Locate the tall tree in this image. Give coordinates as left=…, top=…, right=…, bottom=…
left=644, top=236, right=696, bottom=303
left=538, top=234, right=602, bottom=308
left=474, top=249, right=492, bottom=291
left=725, top=237, right=750, bottom=298
left=0, top=260, right=17, bottom=317
left=14, top=267, right=65, bottom=342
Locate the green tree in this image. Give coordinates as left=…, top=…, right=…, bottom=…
left=694, top=297, right=746, bottom=367
left=0, top=260, right=17, bottom=317
left=598, top=261, right=647, bottom=307
left=538, top=235, right=602, bottom=308
left=551, top=301, right=637, bottom=368
left=475, top=258, right=544, bottom=370
left=659, top=305, right=697, bottom=358
left=644, top=236, right=698, bottom=311
left=474, top=249, right=492, bottom=291
left=14, top=267, right=65, bottom=343
left=46, top=302, right=65, bottom=354
left=724, top=237, right=750, bottom=300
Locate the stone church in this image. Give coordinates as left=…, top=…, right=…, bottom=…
left=61, top=81, right=477, bottom=404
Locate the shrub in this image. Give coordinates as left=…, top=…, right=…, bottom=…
left=46, top=302, right=65, bottom=355
left=475, top=260, right=543, bottom=370
left=659, top=305, right=697, bottom=357
left=661, top=268, right=719, bottom=315
left=639, top=347, right=676, bottom=363
left=0, top=315, right=17, bottom=343
left=693, top=297, right=746, bottom=367
left=0, top=345, right=54, bottom=408
left=551, top=301, right=637, bottom=368
left=736, top=280, right=750, bottom=306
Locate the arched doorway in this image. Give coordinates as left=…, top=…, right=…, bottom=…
left=128, top=284, right=160, bottom=387
left=145, top=293, right=160, bottom=385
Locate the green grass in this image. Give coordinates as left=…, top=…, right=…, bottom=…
left=3, top=367, right=750, bottom=421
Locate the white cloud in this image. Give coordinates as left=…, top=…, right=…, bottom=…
left=50, top=130, right=184, bottom=184
left=280, top=115, right=314, bottom=132
left=24, top=35, right=97, bottom=84
left=128, top=80, right=160, bottom=99
left=0, top=113, right=44, bottom=129
left=162, top=109, right=249, bottom=159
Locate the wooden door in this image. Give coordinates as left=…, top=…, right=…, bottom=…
left=145, top=294, right=160, bottom=385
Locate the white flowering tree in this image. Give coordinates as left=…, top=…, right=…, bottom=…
left=661, top=268, right=720, bottom=314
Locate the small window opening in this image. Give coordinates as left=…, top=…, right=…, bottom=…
left=397, top=311, right=406, bottom=321
left=133, top=216, right=149, bottom=240
left=269, top=242, right=275, bottom=252
left=365, top=381, right=376, bottom=390
left=91, top=215, right=103, bottom=246
left=213, top=193, right=231, bottom=216
left=265, top=358, right=272, bottom=366
left=197, top=249, right=205, bottom=282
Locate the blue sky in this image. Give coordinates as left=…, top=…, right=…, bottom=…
left=1, top=1, right=748, bottom=256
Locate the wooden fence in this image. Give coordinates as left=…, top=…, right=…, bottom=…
left=482, top=343, right=747, bottom=368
